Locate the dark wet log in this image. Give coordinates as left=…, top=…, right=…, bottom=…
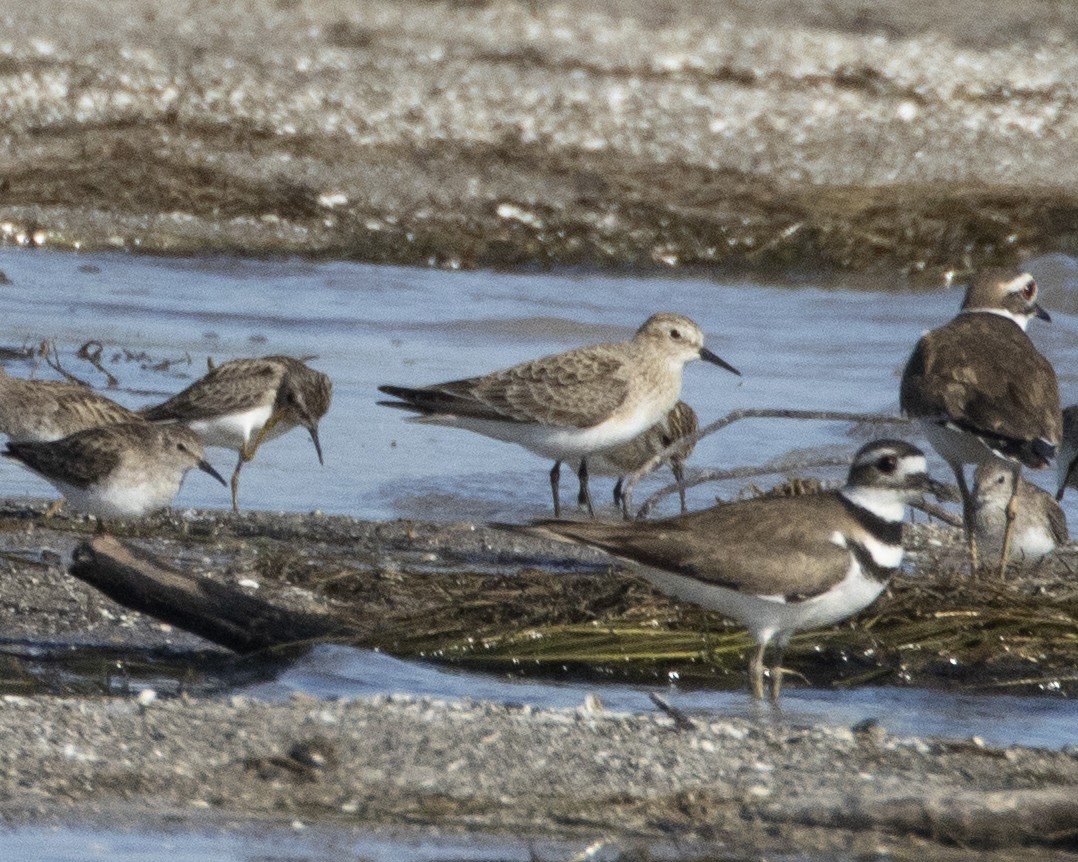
left=69, top=535, right=348, bottom=654
left=764, top=787, right=1078, bottom=849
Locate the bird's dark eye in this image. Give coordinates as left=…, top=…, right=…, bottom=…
left=670, top=328, right=682, bottom=340
left=1021, top=279, right=1036, bottom=301
left=877, top=455, right=898, bottom=473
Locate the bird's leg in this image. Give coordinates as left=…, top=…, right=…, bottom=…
left=549, top=461, right=562, bottom=518
left=43, top=497, right=66, bottom=519
left=672, top=459, right=688, bottom=514
left=998, top=463, right=1022, bottom=579
left=244, top=408, right=285, bottom=463
left=230, top=452, right=245, bottom=514
left=577, top=458, right=595, bottom=518
left=612, top=477, right=624, bottom=508
left=749, top=642, right=766, bottom=700
left=953, top=464, right=979, bottom=572
left=768, top=644, right=785, bottom=704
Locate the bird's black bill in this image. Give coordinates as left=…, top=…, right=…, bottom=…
left=699, top=347, right=741, bottom=376
left=922, top=476, right=960, bottom=503
left=308, top=426, right=325, bottom=466
left=198, top=459, right=228, bottom=487
left=1034, top=303, right=1051, bottom=322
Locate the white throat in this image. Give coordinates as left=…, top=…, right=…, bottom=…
left=840, top=487, right=907, bottom=523
left=960, top=307, right=1030, bottom=331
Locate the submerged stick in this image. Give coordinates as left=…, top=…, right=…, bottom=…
left=69, top=535, right=347, bottom=654
left=622, top=408, right=908, bottom=518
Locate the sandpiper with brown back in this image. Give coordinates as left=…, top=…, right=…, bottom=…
left=579, top=400, right=699, bottom=517
left=140, top=356, right=332, bottom=512
left=0, top=367, right=144, bottom=515
left=899, top=270, right=1061, bottom=573
left=3, top=421, right=226, bottom=521
left=972, top=463, right=1067, bottom=568
left=529, top=439, right=947, bottom=701
left=0, top=368, right=140, bottom=442
left=378, top=314, right=738, bottom=517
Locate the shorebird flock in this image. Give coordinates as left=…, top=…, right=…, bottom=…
left=0, top=268, right=1071, bottom=700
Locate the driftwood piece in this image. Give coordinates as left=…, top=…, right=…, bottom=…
left=70, top=536, right=347, bottom=654
left=762, top=787, right=1078, bottom=848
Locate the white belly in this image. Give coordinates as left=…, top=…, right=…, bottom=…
left=413, top=398, right=672, bottom=461
left=920, top=420, right=1013, bottom=470
left=189, top=405, right=281, bottom=451
left=635, top=559, right=886, bottom=648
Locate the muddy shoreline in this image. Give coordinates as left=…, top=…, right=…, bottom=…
left=2, top=0, right=1077, bottom=281
left=1, top=501, right=1077, bottom=858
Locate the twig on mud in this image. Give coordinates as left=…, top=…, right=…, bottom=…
left=622, top=408, right=908, bottom=517
left=77, top=340, right=119, bottom=388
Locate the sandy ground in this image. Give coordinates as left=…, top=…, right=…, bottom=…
left=1, top=502, right=1077, bottom=859
left=0, top=0, right=1076, bottom=281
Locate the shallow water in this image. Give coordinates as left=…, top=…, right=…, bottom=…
left=245, top=644, right=1078, bottom=750
left=3, top=248, right=1077, bottom=520
left=3, top=248, right=1078, bottom=858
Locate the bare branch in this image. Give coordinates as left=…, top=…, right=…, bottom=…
left=634, top=456, right=853, bottom=519
left=621, top=408, right=909, bottom=516
left=77, top=340, right=119, bottom=388
left=43, top=341, right=91, bottom=387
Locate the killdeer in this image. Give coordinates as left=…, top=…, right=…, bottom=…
left=899, top=270, right=1061, bottom=572
left=3, top=421, right=226, bottom=520
left=529, top=439, right=946, bottom=701
left=140, top=356, right=332, bottom=512
left=378, top=313, right=738, bottom=517
left=578, top=400, right=698, bottom=517
left=972, top=463, right=1067, bottom=568
left=1054, top=405, right=1078, bottom=501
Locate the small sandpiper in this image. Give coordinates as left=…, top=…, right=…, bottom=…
left=0, top=367, right=139, bottom=442
left=579, top=400, right=698, bottom=516
left=900, top=270, right=1061, bottom=573
left=3, top=421, right=226, bottom=520
left=972, top=463, right=1067, bottom=568
left=378, top=313, right=739, bottom=517
left=140, top=356, right=332, bottom=512
left=0, top=367, right=144, bottom=516
left=1054, top=405, right=1078, bottom=501
left=529, top=439, right=947, bottom=701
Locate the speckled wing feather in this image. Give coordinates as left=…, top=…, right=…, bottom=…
left=900, top=315, right=1061, bottom=459
left=381, top=344, right=633, bottom=428
left=5, top=431, right=123, bottom=488
left=536, top=492, right=856, bottom=599
left=1047, top=496, right=1069, bottom=545
left=140, top=358, right=286, bottom=421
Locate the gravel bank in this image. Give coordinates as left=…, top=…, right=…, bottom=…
left=1, top=0, right=1076, bottom=278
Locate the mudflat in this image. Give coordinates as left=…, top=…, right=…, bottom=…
left=0, top=0, right=1076, bottom=280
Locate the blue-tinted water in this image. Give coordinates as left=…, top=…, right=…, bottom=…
left=3, top=249, right=1076, bottom=521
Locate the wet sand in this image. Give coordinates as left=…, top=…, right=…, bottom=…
left=1, top=0, right=1077, bottom=280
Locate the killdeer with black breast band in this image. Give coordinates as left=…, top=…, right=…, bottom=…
left=379, top=314, right=739, bottom=518
left=529, top=439, right=947, bottom=701
left=900, top=270, right=1061, bottom=573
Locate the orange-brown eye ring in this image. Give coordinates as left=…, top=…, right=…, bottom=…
left=1021, top=279, right=1036, bottom=301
